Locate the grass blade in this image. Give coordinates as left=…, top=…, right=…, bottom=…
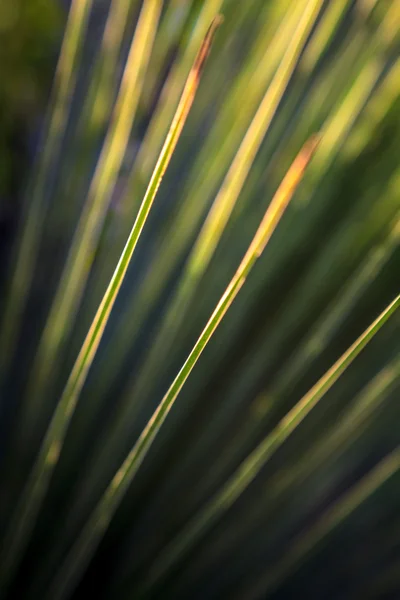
left=74, top=0, right=225, bottom=333
left=0, top=15, right=221, bottom=593
left=51, top=0, right=140, bottom=238
left=180, top=209, right=400, bottom=502
left=121, top=0, right=325, bottom=410
left=0, top=0, right=93, bottom=382
left=89, top=0, right=324, bottom=402
left=46, top=136, right=319, bottom=600
left=161, top=355, right=400, bottom=591
left=136, top=292, right=399, bottom=593
left=18, top=0, right=163, bottom=441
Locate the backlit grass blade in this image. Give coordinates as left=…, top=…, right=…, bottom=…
left=18, top=0, right=163, bottom=440
left=189, top=54, right=400, bottom=452
left=153, top=172, right=400, bottom=509
left=234, top=364, right=399, bottom=590
left=0, top=0, right=93, bottom=382
left=0, top=16, right=221, bottom=593
left=89, top=0, right=324, bottom=401
left=190, top=354, right=400, bottom=578
left=172, top=216, right=400, bottom=514
left=80, top=0, right=139, bottom=133
left=120, top=0, right=225, bottom=201
left=181, top=23, right=400, bottom=389
left=119, top=0, right=324, bottom=411
left=139, top=0, right=193, bottom=110
left=136, top=293, right=399, bottom=594
left=53, top=0, right=139, bottom=230
left=45, top=2, right=320, bottom=491
left=45, top=136, right=319, bottom=600
left=75, top=0, right=225, bottom=329
left=236, top=447, right=400, bottom=599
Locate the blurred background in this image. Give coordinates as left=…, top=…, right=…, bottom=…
left=0, top=0, right=399, bottom=598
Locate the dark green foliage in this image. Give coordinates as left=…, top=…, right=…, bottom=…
left=0, top=1, right=399, bottom=598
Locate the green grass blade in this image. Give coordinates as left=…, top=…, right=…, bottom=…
left=81, top=0, right=140, bottom=132
left=89, top=0, right=324, bottom=401
left=191, top=55, right=400, bottom=447
left=18, top=0, right=163, bottom=440
left=51, top=0, right=140, bottom=235
left=174, top=215, right=400, bottom=513
left=45, top=137, right=318, bottom=600
left=169, top=355, right=400, bottom=584
left=120, top=0, right=324, bottom=410
left=184, top=30, right=399, bottom=389
left=120, top=0, right=226, bottom=204
left=159, top=167, right=400, bottom=506
left=74, top=0, right=225, bottom=330
left=136, top=293, right=399, bottom=593
left=0, top=0, right=93, bottom=382
left=0, top=15, right=221, bottom=593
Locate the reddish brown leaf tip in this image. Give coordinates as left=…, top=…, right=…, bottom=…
left=194, top=14, right=224, bottom=78
left=304, top=132, right=321, bottom=160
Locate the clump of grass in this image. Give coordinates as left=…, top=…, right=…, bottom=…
left=0, top=1, right=399, bottom=599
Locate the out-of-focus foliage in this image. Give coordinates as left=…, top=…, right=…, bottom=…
left=0, top=0, right=62, bottom=198
left=0, top=1, right=399, bottom=599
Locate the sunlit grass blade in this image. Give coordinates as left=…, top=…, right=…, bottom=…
left=163, top=355, right=400, bottom=591
left=53, top=0, right=140, bottom=228
left=267, top=224, right=400, bottom=399
left=88, top=0, right=324, bottom=401
left=17, top=0, right=163, bottom=443
left=235, top=447, right=400, bottom=599
left=0, top=0, right=93, bottom=382
left=300, top=0, right=350, bottom=73
left=0, top=1, right=399, bottom=597
left=171, top=215, right=400, bottom=514
left=300, top=1, right=400, bottom=200
left=120, top=0, right=225, bottom=202
left=139, top=0, right=193, bottom=110
left=135, top=293, right=399, bottom=594
left=42, top=1, right=313, bottom=500
left=0, top=15, right=221, bottom=593
left=183, top=22, right=400, bottom=388
left=45, top=136, right=319, bottom=600
left=80, top=0, right=140, bottom=134
left=189, top=58, right=400, bottom=459
left=119, top=0, right=324, bottom=409
left=75, top=0, right=225, bottom=328
left=155, top=172, right=400, bottom=509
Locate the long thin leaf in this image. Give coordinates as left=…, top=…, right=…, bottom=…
left=136, top=293, right=399, bottom=594
left=0, top=0, right=93, bottom=382
left=122, top=0, right=325, bottom=409
left=0, top=15, right=221, bottom=593
left=46, top=136, right=319, bottom=600
left=18, top=0, right=163, bottom=439
left=75, top=0, right=225, bottom=335
left=89, top=0, right=324, bottom=401
left=181, top=353, right=400, bottom=585
left=52, top=0, right=140, bottom=234
left=71, top=0, right=324, bottom=507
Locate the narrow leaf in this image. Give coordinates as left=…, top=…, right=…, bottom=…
left=0, top=0, right=93, bottom=382
left=19, top=0, right=163, bottom=437
left=138, top=293, right=399, bottom=593
left=47, top=135, right=318, bottom=600
left=0, top=15, right=221, bottom=593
